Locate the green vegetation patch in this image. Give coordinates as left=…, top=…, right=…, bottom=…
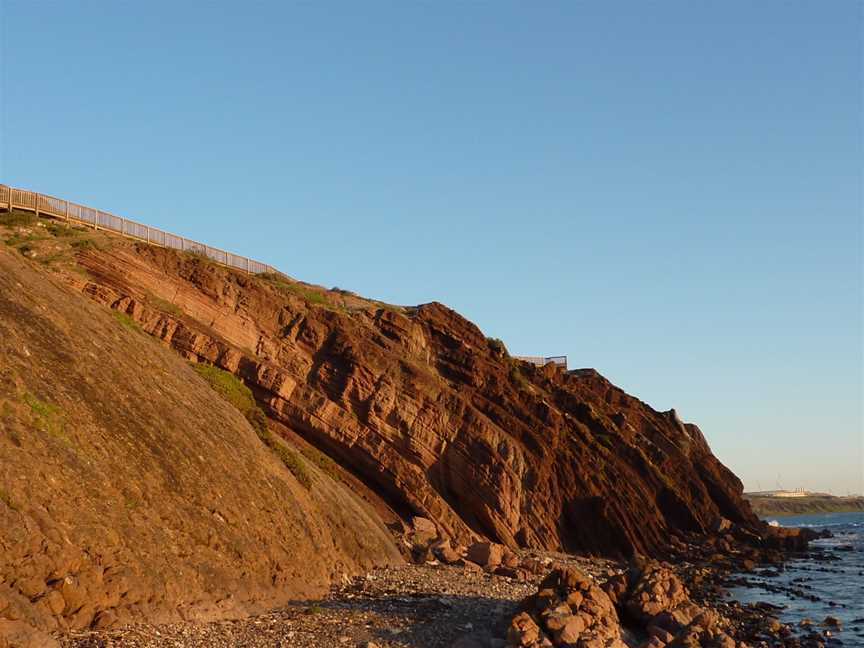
left=112, top=310, right=141, bottom=332
left=147, top=294, right=183, bottom=317
left=0, top=210, right=37, bottom=227
left=4, top=232, right=44, bottom=249
left=509, top=366, right=530, bottom=392
left=192, top=363, right=257, bottom=416
left=23, top=392, right=66, bottom=439
left=183, top=249, right=217, bottom=267
left=191, top=362, right=313, bottom=489
left=274, top=445, right=312, bottom=489
left=259, top=273, right=335, bottom=309
left=69, top=237, right=100, bottom=251
left=301, top=445, right=341, bottom=482
left=46, top=222, right=78, bottom=237
left=487, top=337, right=508, bottom=357
left=374, top=301, right=403, bottom=315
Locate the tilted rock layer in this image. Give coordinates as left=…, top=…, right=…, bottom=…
left=0, top=246, right=401, bottom=646
left=59, top=232, right=759, bottom=558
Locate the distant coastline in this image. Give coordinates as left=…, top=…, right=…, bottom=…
left=745, top=492, right=864, bottom=517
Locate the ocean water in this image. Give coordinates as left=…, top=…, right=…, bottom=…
left=728, top=511, right=864, bottom=646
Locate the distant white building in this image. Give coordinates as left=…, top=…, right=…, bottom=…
left=756, top=489, right=814, bottom=498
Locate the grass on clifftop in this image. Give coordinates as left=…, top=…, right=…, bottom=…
left=191, top=362, right=312, bottom=489
left=258, top=273, right=405, bottom=316
left=0, top=209, right=37, bottom=227
left=258, top=273, right=335, bottom=309
left=1, top=210, right=106, bottom=269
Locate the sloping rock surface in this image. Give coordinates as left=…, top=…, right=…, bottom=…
left=0, top=247, right=401, bottom=646
left=61, top=236, right=759, bottom=558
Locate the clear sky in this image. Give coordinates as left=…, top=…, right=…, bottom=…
left=1, top=2, right=861, bottom=494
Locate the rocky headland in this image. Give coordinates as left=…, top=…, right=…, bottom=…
left=745, top=494, right=864, bottom=518
left=0, top=209, right=830, bottom=647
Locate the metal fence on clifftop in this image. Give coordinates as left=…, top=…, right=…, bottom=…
left=0, top=184, right=279, bottom=275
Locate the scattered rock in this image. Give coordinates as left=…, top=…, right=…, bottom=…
left=467, top=543, right=505, bottom=570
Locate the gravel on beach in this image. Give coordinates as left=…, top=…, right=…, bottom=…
left=60, top=556, right=615, bottom=648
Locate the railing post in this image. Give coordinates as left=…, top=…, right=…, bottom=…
left=64, top=200, right=69, bottom=221
left=35, top=193, right=40, bottom=218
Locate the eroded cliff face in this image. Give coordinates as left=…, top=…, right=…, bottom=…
left=56, top=236, right=758, bottom=560
left=0, top=245, right=401, bottom=647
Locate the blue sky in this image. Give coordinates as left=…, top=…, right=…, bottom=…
left=1, top=2, right=861, bottom=494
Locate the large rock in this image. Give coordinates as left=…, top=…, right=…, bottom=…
left=508, top=567, right=625, bottom=647
left=409, top=516, right=439, bottom=550
left=431, top=539, right=463, bottom=564
left=622, top=562, right=691, bottom=626
left=466, top=542, right=505, bottom=569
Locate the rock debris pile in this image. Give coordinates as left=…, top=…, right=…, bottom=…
left=507, top=563, right=741, bottom=648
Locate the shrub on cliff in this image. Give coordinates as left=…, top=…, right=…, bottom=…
left=192, top=363, right=258, bottom=416
left=487, top=337, right=509, bottom=358
left=0, top=209, right=37, bottom=227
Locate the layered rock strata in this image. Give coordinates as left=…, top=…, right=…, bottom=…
left=65, top=239, right=760, bottom=558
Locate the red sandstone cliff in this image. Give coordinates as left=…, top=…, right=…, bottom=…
left=57, top=234, right=759, bottom=559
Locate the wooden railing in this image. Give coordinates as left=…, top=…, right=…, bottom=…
left=0, top=184, right=279, bottom=275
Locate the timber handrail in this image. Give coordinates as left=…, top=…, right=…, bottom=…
left=0, top=183, right=279, bottom=275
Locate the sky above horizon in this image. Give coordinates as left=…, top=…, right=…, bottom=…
left=1, top=2, right=861, bottom=494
